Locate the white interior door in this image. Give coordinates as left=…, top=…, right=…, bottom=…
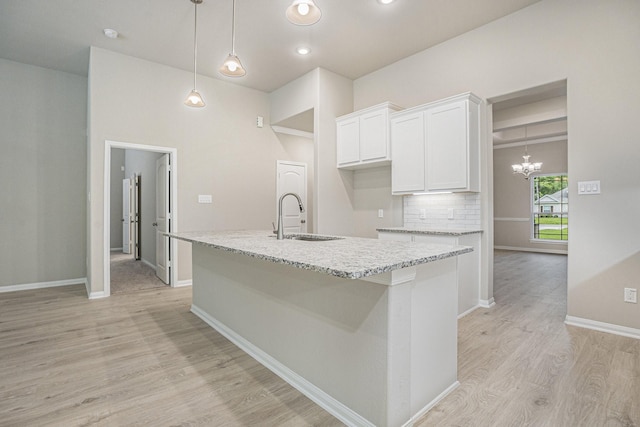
left=276, top=161, right=307, bottom=233
left=122, top=178, right=132, bottom=254
left=155, top=154, right=170, bottom=284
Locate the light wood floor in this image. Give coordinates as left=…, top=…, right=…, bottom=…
left=1, top=251, right=638, bottom=426
left=418, top=250, right=640, bottom=427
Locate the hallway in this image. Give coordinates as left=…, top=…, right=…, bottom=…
left=110, top=252, right=167, bottom=294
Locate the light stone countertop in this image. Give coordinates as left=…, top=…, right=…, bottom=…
left=167, top=230, right=472, bottom=280
left=377, top=227, right=483, bottom=236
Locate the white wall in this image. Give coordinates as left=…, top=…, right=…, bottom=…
left=353, top=167, right=403, bottom=238
left=494, top=141, right=568, bottom=253
left=88, top=47, right=313, bottom=294
left=269, top=68, right=355, bottom=235
left=353, top=0, right=640, bottom=330
left=0, top=58, right=87, bottom=288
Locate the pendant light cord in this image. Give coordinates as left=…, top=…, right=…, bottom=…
left=193, top=1, right=198, bottom=89
left=231, top=0, right=236, bottom=55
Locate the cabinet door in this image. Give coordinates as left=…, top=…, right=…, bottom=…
left=391, top=111, right=425, bottom=194
left=336, top=117, right=360, bottom=166
left=360, top=109, right=388, bottom=161
left=426, top=100, right=468, bottom=191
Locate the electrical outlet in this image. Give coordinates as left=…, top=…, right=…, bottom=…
left=419, top=209, right=426, bottom=219
left=378, top=209, right=384, bottom=218
left=624, top=288, right=637, bottom=303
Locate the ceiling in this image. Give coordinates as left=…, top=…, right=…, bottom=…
left=0, top=0, right=540, bottom=93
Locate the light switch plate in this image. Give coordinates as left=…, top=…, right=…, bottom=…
left=578, top=180, right=601, bottom=195
left=198, top=194, right=213, bottom=204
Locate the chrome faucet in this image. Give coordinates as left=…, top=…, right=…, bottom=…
left=276, top=192, right=305, bottom=240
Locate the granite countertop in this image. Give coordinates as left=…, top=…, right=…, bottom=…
left=377, top=227, right=483, bottom=236
left=167, top=230, right=472, bottom=280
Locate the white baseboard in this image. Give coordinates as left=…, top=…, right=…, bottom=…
left=110, top=247, right=122, bottom=252
left=479, top=297, right=495, bottom=308
left=458, top=305, right=480, bottom=319
left=565, top=315, right=640, bottom=340
left=141, top=258, right=156, bottom=271
left=88, top=290, right=107, bottom=299
left=402, top=381, right=460, bottom=427
left=494, top=245, right=568, bottom=255
left=0, top=277, right=87, bottom=293
left=191, top=304, right=375, bottom=427
left=174, top=280, right=192, bottom=288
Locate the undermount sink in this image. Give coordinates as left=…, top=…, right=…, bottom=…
left=288, top=234, right=344, bottom=242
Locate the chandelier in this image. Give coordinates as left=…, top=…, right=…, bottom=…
left=511, top=126, right=542, bottom=179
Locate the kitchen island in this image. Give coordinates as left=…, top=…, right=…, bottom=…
left=168, top=230, right=472, bottom=427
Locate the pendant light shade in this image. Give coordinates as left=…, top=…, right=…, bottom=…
left=185, top=89, right=205, bottom=108
left=220, top=0, right=246, bottom=77
left=220, top=53, right=246, bottom=77
left=185, top=0, right=205, bottom=108
left=286, top=0, right=321, bottom=25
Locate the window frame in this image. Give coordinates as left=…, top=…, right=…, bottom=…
left=530, top=173, right=568, bottom=243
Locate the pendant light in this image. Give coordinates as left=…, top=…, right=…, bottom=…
left=286, top=0, right=322, bottom=26
left=511, top=126, right=542, bottom=179
left=219, top=0, right=246, bottom=77
left=185, top=0, right=205, bottom=108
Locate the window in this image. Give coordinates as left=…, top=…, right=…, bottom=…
left=532, top=174, right=568, bottom=241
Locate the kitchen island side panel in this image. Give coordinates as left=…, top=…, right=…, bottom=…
left=190, top=244, right=457, bottom=427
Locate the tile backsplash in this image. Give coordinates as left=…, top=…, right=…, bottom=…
left=404, top=193, right=481, bottom=229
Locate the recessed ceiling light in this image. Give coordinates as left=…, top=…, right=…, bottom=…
left=103, top=28, right=119, bottom=39
left=296, top=46, right=311, bottom=55
left=378, top=0, right=396, bottom=4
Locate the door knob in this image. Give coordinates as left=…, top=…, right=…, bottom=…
left=301, top=219, right=306, bottom=224
left=152, top=222, right=158, bottom=227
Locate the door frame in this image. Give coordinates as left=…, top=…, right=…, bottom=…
left=104, top=140, right=179, bottom=297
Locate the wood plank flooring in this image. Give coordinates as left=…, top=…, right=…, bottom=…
left=1, top=250, right=638, bottom=426
left=418, top=250, right=640, bottom=427
left=0, top=285, right=342, bottom=426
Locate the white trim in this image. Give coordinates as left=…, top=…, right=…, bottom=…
left=494, top=245, right=568, bottom=255
left=141, top=258, right=156, bottom=271
left=494, top=217, right=529, bottom=222
left=175, top=280, right=193, bottom=287
left=493, top=135, right=567, bottom=150
left=458, top=304, right=480, bottom=318
left=103, top=140, right=179, bottom=298
left=271, top=125, right=314, bottom=139
left=0, top=278, right=87, bottom=293
left=191, top=304, right=376, bottom=427
left=479, top=297, right=496, bottom=308
left=529, top=238, right=567, bottom=245
left=401, top=381, right=460, bottom=427
left=89, top=290, right=107, bottom=299
left=111, top=247, right=123, bottom=252
left=565, top=315, right=640, bottom=340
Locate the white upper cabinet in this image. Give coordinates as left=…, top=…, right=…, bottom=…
left=390, top=111, right=425, bottom=193
left=336, top=117, right=360, bottom=165
left=391, top=92, right=481, bottom=195
left=336, top=102, right=402, bottom=169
